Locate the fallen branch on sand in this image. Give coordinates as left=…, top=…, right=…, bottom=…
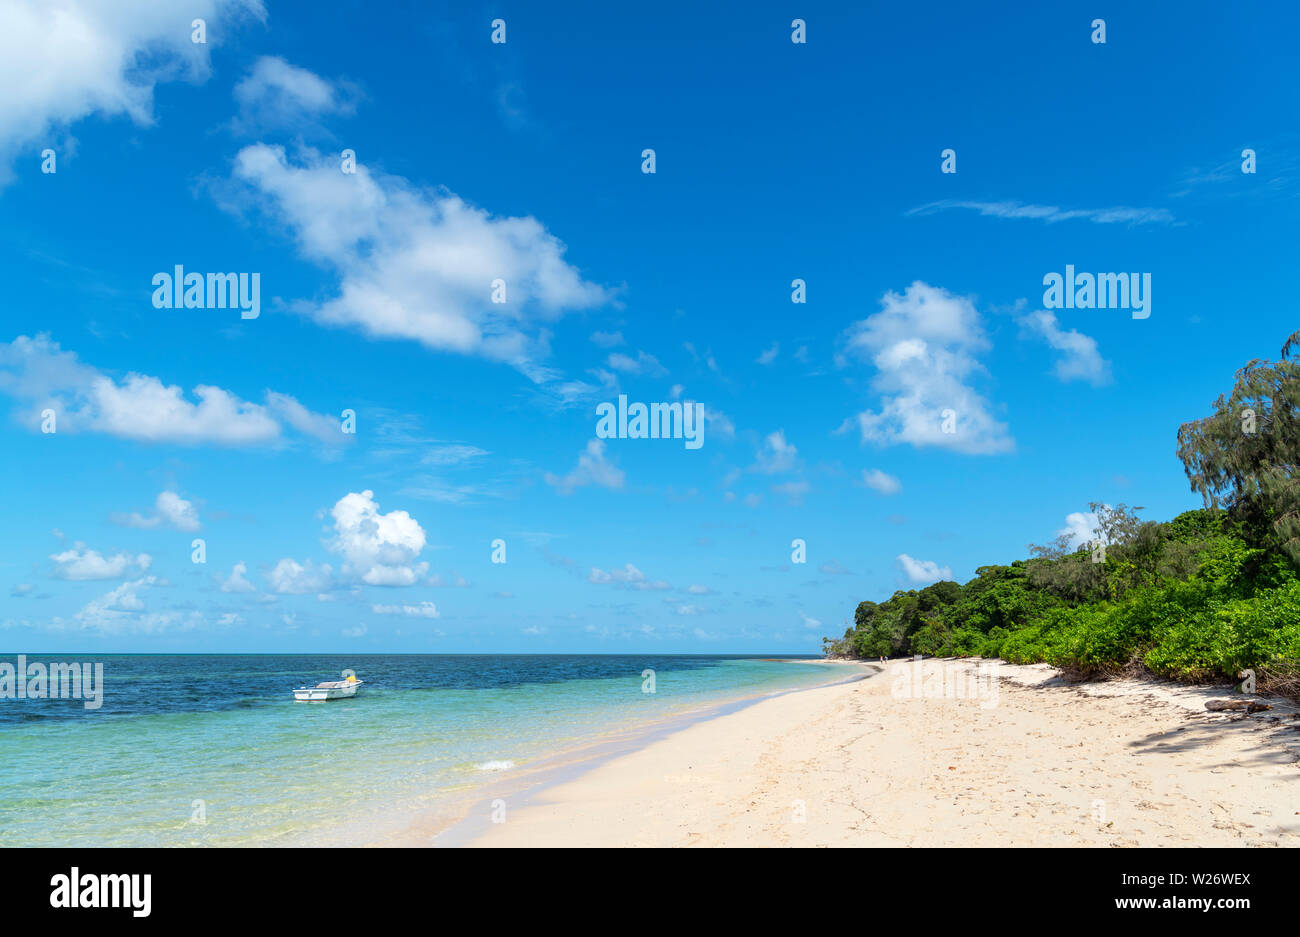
left=1205, top=699, right=1273, bottom=714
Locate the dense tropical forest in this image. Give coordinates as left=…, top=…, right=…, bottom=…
left=824, top=330, right=1300, bottom=696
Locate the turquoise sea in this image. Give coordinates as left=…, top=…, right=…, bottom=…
left=0, top=654, right=847, bottom=847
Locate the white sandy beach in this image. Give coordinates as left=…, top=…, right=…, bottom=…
left=465, top=658, right=1300, bottom=847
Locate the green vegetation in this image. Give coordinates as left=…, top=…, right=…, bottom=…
left=824, top=331, right=1300, bottom=696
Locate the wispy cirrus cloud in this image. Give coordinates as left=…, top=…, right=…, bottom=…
left=399, top=476, right=505, bottom=505
left=421, top=444, right=490, bottom=466
left=906, top=199, right=1175, bottom=227
left=1171, top=146, right=1300, bottom=200
left=772, top=480, right=810, bottom=505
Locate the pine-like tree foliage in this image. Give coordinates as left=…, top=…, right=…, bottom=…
left=1177, top=330, right=1300, bottom=565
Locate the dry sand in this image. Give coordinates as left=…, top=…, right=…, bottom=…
left=466, top=658, right=1300, bottom=847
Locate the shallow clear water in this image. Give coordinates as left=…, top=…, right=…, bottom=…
left=0, top=654, right=843, bottom=846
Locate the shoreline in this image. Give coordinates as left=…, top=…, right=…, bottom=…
left=454, top=657, right=1300, bottom=847
left=345, top=662, right=874, bottom=847
left=424, top=663, right=875, bottom=847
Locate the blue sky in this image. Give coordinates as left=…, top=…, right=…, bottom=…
left=1, top=0, right=1297, bottom=652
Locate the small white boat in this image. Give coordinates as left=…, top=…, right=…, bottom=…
left=293, top=676, right=364, bottom=702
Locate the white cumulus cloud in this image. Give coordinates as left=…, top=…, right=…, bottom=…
left=1059, top=510, right=1102, bottom=548
left=754, top=430, right=798, bottom=474
left=219, top=560, right=256, bottom=594
left=1019, top=310, right=1112, bottom=386
left=51, top=546, right=151, bottom=581
left=327, top=490, right=428, bottom=586
left=588, top=563, right=670, bottom=591
left=896, top=553, right=953, bottom=585
left=114, top=490, right=201, bottom=532
left=71, top=576, right=200, bottom=634
left=0, top=334, right=344, bottom=448
left=218, top=144, right=609, bottom=375
left=267, top=558, right=334, bottom=595
left=840, top=282, right=1013, bottom=455
left=861, top=468, right=902, bottom=495
left=0, top=0, right=264, bottom=184
left=606, top=351, right=666, bottom=376
left=545, top=440, right=625, bottom=495
left=371, top=601, right=439, bottom=618
left=232, top=56, right=357, bottom=132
